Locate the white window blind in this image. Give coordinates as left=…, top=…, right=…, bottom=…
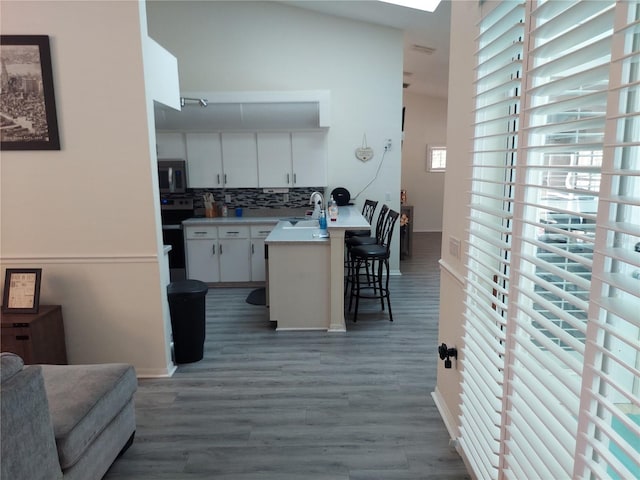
left=461, top=1, right=640, bottom=479
left=461, top=1, right=525, bottom=478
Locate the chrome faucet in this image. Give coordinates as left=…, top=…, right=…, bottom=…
left=309, top=191, right=324, bottom=219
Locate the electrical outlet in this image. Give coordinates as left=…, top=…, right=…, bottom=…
left=225, top=194, right=231, bottom=203
left=385, top=138, right=392, bottom=151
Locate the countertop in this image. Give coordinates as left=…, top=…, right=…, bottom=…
left=183, top=216, right=282, bottom=227
left=265, top=206, right=370, bottom=245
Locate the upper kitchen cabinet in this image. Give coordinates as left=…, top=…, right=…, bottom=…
left=185, top=133, right=223, bottom=188
left=221, top=133, right=258, bottom=188
left=156, top=132, right=186, bottom=159
left=257, top=131, right=328, bottom=188
left=257, top=132, right=292, bottom=187
left=291, top=131, right=328, bottom=187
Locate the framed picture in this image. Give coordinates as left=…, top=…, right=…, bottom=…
left=2, top=268, right=42, bottom=314
left=0, top=35, right=60, bottom=150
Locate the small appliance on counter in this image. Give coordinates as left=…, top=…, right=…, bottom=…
left=331, top=187, right=351, bottom=206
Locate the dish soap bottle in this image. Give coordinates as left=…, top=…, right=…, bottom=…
left=319, top=209, right=328, bottom=235
left=329, top=195, right=339, bottom=222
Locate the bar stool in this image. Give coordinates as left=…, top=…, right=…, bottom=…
left=345, top=199, right=378, bottom=238
left=344, top=204, right=389, bottom=293
left=348, top=208, right=399, bottom=322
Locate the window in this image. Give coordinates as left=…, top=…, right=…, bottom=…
left=460, top=1, right=640, bottom=479
left=427, top=145, right=447, bottom=171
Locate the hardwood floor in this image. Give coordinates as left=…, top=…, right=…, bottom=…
left=105, top=232, right=470, bottom=479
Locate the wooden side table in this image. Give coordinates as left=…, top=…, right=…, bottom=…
left=1, top=305, right=67, bottom=364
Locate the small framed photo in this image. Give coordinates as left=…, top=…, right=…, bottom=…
left=2, top=268, right=42, bottom=314
left=0, top=35, right=60, bottom=150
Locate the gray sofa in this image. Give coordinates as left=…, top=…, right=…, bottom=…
left=0, top=352, right=137, bottom=480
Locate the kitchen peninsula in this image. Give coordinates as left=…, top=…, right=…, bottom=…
left=266, top=206, right=370, bottom=331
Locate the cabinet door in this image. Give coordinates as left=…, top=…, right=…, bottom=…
left=250, top=225, right=273, bottom=282
left=186, top=239, right=219, bottom=282
left=219, top=238, right=251, bottom=282
left=221, top=133, right=258, bottom=187
left=156, top=132, right=186, bottom=159
left=185, top=133, right=223, bottom=188
left=257, top=132, right=292, bottom=187
left=291, top=131, right=328, bottom=187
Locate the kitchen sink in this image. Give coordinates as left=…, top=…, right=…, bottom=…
left=282, top=220, right=319, bottom=229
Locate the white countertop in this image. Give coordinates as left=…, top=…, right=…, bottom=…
left=265, top=206, right=370, bottom=244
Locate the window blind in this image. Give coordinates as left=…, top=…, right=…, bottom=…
left=461, top=1, right=640, bottom=478
left=460, top=2, right=525, bottom=478
left=574, top=2, right=640, bottom=477
left=503, top=2, right=615, bottom=476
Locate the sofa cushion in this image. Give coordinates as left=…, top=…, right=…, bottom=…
left=40, top=363, right=137, bottom=470
left=0, top=352, right=24, bottom=382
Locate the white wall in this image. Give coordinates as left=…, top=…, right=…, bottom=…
left=401, top=90, right=447, bottom=232
left=146, top=0, right=404, bottom=272
left=0, top=1, right=174, bottom=376
left=433, top=0, right=481, bottom=440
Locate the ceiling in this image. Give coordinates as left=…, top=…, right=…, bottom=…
left=279, top=0, right=451, bottom=98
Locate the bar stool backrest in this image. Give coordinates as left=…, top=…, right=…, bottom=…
left=379, top=209, right=400, bottom=254
left=374, top=204, right=389, bottom=242
left=362, top=199, right=378, bottom=224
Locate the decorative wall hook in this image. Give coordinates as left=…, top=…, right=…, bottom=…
left=438, top=343, right=458, bottom=369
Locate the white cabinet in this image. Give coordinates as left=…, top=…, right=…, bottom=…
left=257, top=133, right=293, bottom=187
left=291, top=131, right=327, bottom=187
left=221, top=133, right=258, bottom=187
left=250, top=225, right=273, bottom=282
left=257, top=131, right=327, bottom=187
left=218, top=226, right=251, bottom=282
left=185, top=226, right=219, bottom=283
left=185, top=133, right=223, bottom=188
left=156, top=132, right=186, bottom=159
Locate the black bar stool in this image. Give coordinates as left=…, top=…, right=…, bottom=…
left=345, top=199, right=378, bottom=238
left=344, top=204, right=388, bottom=293
left=348, top=208, right=399, bottom=322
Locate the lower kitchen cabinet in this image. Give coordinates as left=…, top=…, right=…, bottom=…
left=250, top=225, right=273, bottom=282
left=185, top=223, right=274, bottom=284
left=185, top=226, right=220, bottom=283
left=218, top=226, right=251, bottom=282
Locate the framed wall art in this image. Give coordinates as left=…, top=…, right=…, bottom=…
left=2, top=268, right=43, bottom=314
left=0, top=35, right=60, bottom=150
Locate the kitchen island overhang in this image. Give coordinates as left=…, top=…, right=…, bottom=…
left=265, top=206, right=370, bottom=331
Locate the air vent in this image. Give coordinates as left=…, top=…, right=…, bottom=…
left=411, top=44, right=436, bottom=55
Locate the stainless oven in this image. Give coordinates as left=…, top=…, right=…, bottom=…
left=160, top=197, right=193, bottom=281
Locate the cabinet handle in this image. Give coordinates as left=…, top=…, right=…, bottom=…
left=252, top=244, right=255, bottom=254
left=293, top=173, right=297, bottom=184
left=259, top=230, right=270, bottom=234
left=219, top=244, right=223, bottom=255
left=217, top=174, right=220, bottom=185
left=16, top=335, right=30, bottom=341
left=195, top=231, right=208, bottom=235
left=224, top=174, right=227, bottom=184
left=287, top=173, right=290, bottom=184
left=212, top=244, right=216, bottom=255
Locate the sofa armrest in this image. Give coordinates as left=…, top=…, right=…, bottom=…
left=1, top=358, right=63, bottom=480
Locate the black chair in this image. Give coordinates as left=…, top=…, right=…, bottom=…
left=348, top=208, right=400, bottom=322
left=344, top=204, right=389, bottom=293
left=345, top=199, right=378, bottom=238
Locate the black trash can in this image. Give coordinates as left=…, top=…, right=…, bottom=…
left=167, top=280, right=208, bottom=364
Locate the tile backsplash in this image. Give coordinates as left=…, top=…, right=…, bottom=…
left=188, top=187, right=324, bottom=212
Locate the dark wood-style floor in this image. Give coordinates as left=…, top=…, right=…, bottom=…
left=105, top=232, right=469, bottom=479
